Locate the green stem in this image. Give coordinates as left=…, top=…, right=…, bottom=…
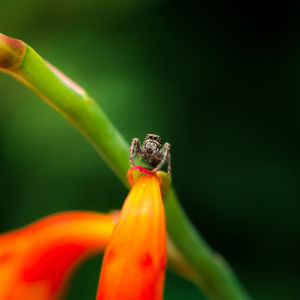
left=0, top=33, right=251, bottom=300
left=165, top=188, right=250, bottom=300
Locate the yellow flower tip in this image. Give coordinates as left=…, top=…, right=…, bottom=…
left=97, top=172, right=167, bottom=300
left=156, top=171, right=172, bottom=198
left=0, top=33, right=26, bottom=70
left=126, top=166, right=153, bottom=186
left=127, top=166, right=171, bottom=198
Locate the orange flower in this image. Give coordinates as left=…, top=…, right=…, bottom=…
left=0, top=211, right=117, bottom=300
left=0, top=168, right=168, bottom=300
left=96, top=168, right=167, bottom=300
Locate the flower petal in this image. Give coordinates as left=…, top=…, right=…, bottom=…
left=97, top=174, right=167, bottom=300
left=0, top=211, right=118, bottom=300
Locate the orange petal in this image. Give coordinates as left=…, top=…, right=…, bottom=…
left=96, top=174, right=167, bottom=300
left=0, top=211, right=118, bottom=300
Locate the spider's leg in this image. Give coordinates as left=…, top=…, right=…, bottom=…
left=140, top=145, right=148, bottom=162
left=129, top=138, right=142, bottom=167
left=167, top=152, right=171, bottom=175
left=151, top=142, right=171, bottom=173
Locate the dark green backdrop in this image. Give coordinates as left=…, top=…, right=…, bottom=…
left=0, top=1, right=299, bottom=299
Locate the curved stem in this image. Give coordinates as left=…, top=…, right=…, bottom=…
left=0, top=33, right=251, bottom=300
left=165, top=188, right=250, bottom=300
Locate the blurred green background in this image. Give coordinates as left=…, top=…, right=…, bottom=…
left=0, top=1, right=299, bottom=299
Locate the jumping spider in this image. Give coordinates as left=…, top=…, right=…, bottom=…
left=129, top=133, right=171, bottom=175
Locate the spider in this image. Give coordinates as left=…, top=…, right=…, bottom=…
left=129, top=133, right=171, bottom=175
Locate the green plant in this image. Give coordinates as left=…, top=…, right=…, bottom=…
left=0, top=33, right=251, bottom=300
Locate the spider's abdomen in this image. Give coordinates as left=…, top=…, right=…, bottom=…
left=144, top=153, right=161, bottom=168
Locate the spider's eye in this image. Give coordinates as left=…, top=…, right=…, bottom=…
left=150, top=135, right=153, bottom=139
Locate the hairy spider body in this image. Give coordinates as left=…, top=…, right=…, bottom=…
left=129, top=134, right=171, bottom=175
